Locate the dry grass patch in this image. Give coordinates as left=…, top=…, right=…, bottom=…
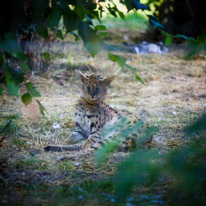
left=0, top=42, right=206, bottom=205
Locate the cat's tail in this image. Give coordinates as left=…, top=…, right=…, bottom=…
left=44, top=143, right=83, bottom=152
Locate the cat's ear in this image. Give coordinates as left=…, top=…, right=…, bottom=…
left=100, top=76, right=115, bottom=85
left=76, top=70, right=89, bottom=83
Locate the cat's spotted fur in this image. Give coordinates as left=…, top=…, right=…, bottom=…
left=44, top=71, right=152, bottom=153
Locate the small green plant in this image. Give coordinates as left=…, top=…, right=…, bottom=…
left=15, top=157, right=48, bottom=170
left=12, top=138, right=26, bottom=147
left=58, top=161, right=74, bottom=171
left=0, top=114, right=19, bottom=136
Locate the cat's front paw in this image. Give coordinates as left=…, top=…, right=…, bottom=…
left=69, top=131, right=86, bottom=144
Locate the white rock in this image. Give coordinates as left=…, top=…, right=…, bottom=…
left=172, top=111, right=177, bottom=115
left=74, top=162, right=80, bottom=166
left=134, top=47, right=140, bottom=54
left=52, top=122, right=61, bottom=129
left=148, top=43, right=162, bottom=54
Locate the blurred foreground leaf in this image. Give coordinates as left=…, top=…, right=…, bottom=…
left=26, top=82, right=41, bottom=97
left=185, top=113, right=206, bottom=134
left=36, top=100, right=46, bottom=116
left=78, top=22, right=105, bottom=57
left=96, top=118, right=157, bottom=164
left=21, top=93, right=32, bottom=106
left=114, top=149, right=162, bottom=201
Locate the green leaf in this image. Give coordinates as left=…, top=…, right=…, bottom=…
left=125, top=0, right=149, bottom=11
left=3, top=64, right=24, bottom=85
left=185, top=114, right=206, bottom=134
left=63, top=9, right=82, bottom=32
left=164, top=34, right=172, bottom=46
left=36, top=24, right=48, bottom=39
left=56, top=29, right=64, bottom=40
left=18, top=60, right=29, bottom=72
left=108, top=53, right=125, bottom=69
left=95, top=25, right=107, bottom=31
left=6, top=79, right=18, bottom=96
left=118, top=11, right=125, bottom=19
left=135, top=74, right=144, bottom=84
left=85, top=15, right=93, bottom=26
left=78, top=22, right=105, bottom=57
left=21, top=93, right=32, bottom=106
left=48, top=8, right=61, bottom=29
left=149, top=18, right=164, bottom=29
left=176, top=34, right=188, bottom=40
left=36, top=100, right=46, bottom=116
left=125, top=64, right=136, bottom=72
left=0, top=84, right=3, bottom=95
left=161, top=31, right=172, bottom=46
left=70, top=32, right=80, bottom=41
left=99, top=32, right=108, bottom=39
left=133, top=0, right=149, bottom=10
left=0, top=33, right=25, bottom=60
left=26, top=82, right=41, bottom=97
left=147, top=15, right=158, bottom=22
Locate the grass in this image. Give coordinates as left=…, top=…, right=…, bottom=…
left=0, top=24, right=206, bottom=205
left=99, top=11, right=148, bottom=31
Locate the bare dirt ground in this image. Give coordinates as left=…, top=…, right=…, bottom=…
left=0, top=38, right=206, bottom=205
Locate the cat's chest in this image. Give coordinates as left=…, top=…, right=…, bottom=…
left=75, top=106, right=109, bottom=132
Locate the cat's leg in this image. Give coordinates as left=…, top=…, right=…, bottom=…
left=82, top=130, right=102, bottom=149
left=69, top=122, right=90, bottom=144
left=69, top=130, right=87, bottom=144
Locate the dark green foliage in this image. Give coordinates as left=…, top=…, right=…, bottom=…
left=185, top=34, right=206, bottom=59
left=0, top=32, right=26, bottom=59
left=97, top=114, right=206, bottom=204
left=18, top=60, right=29, bottom=72
left=125, top=0, right=149, bottom=11
left=56, top=29, right=64, bottom=40
left=148, top=0, right=206, bottom=38
left=0, top=0, right=150, bottom=104
left=114, top=149, right=162, bottom=201
left=0, top=84, right=3, bottom=95
left=148, top=15, right=164, bottom=30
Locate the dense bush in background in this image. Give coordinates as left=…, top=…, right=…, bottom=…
left=148, top=0, right=206, bottom=39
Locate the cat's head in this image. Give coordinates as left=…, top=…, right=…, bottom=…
left=77, top=71, right=115, bottom=103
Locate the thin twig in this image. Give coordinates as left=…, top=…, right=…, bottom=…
left=0, top=120, right=12, bottom=145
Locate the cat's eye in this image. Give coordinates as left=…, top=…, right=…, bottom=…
left=87, top=86, right=90, bottom=92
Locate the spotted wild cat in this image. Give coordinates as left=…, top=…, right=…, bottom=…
left=44, top=71, right=152, bottom=153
